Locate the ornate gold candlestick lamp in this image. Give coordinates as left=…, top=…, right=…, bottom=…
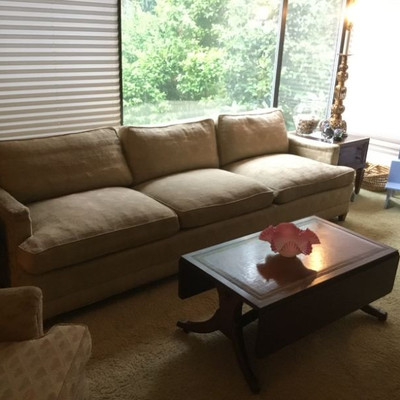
left=329, top=1, right=356, bottom=133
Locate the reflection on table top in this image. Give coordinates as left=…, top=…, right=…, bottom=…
left=187, top=217, right=393, bottom=307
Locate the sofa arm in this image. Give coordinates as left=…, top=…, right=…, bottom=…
left=288, top=132, right=340, bottom=165
left=0, top=186, right=32, bottom=251
left=0, top=286, right=44, bottom=342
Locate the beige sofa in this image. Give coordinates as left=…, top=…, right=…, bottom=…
left=0, top=109, right=355, bottom=319
left=0, top=286, right=91, bottom=400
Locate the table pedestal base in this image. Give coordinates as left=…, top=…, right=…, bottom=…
left=177, top=288, right=388, bottom=393
left=177, top=285, right=259, bottom=393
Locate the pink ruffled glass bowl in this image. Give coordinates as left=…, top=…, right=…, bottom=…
left=259, top=222, right=320, bottom=258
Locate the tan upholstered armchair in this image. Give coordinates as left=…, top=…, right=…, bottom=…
left=0, top=286, right=92, bottom=400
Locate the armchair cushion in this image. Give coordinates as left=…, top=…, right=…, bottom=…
left=0, top=286, right=43, bottom=342
left=0, top=286, right=92, bottom=400
left=0, top=324, right=91, bottom=400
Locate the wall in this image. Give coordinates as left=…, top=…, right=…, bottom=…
left=344, top=0, right=400, bottom=165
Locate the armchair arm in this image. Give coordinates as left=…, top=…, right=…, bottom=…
left=0, top=286, right=44, bottom=342
left=288, top=132, right=340, bottom=165
left=0, top=186, right=32, bottom=251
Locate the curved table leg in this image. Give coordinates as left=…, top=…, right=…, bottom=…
left=177, top=285, right=260, bottom=393
left=177, top=309, right=221, bottom=333
left=231, top=322, right=260, bottom=393
left=361, top=304, right=388, bottom=321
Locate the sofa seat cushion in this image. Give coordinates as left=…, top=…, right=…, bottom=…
left=0, top=127, right=133, bottom=204
left=135, top=169, right=274, bottom=228
left=0, top=324, right=91, bottom=400
left=224, top=154, right=355, bottom=204
left=17, top=188, right=179, bottom=274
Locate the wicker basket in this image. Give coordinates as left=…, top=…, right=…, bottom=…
left=361, top=162, right=390, bottom=192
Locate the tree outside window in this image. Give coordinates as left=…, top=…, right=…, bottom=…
left=121, top=0, right=343, bottom=128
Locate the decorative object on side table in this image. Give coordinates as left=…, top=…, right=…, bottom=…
left=293, top=103, right=320, bottom=135
left=329, top=0, right=356, bottom=133
left=259, top=222, right=320, bottom=257
left=333, top=128, right=345, bottom=141
left=320, top=119, right=346, bottom=142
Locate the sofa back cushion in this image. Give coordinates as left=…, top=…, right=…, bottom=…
left=0, top=127, right=133, bottom=204
left=216, top=108, right=289, bottom=166
left=119, top=119, right=219, bottom=184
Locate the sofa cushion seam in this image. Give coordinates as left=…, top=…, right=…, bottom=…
left=146, top=190, right=274, bottom=213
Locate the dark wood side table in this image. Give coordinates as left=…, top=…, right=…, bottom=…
left=298, top=132, right=369, bottom=198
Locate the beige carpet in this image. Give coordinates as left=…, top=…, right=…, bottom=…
left=53, top=189, right=400, bottom=400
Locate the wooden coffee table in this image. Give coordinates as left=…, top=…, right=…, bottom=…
left=177, top=216, right=399, bottom=393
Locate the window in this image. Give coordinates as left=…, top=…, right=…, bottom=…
left=0, top=0, right=121, bottom=138
left=121, top=0, right=345, bottom=127
left=278, top=0, right=343, bottom=130
left=122, top=0, right=281, bottom=125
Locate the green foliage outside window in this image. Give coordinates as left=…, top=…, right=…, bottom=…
left=121, top=0, right=342, bottom=125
